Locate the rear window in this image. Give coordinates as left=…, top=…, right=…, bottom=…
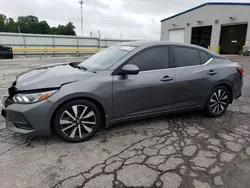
left=172, top=46, right=200, bottom=67
left=199, top=51, right=210, bottom=64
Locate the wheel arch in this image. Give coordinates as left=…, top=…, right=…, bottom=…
left=214, top=81, right=233, bottom=103
left=49, top=95, right=107, bottom=132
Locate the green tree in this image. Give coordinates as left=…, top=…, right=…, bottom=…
left=1, top=14, right=77, bottom=36
left=54, top=22, right=76, bottom=35
left=65, top=22, right=76, bottom=36
left=49, top=26, right=58, bottom=35
left=0, top=14, right=7, bottom=32
left=5, top=18, right=18, bottom=33
left=56, top=24, right=67, bottom=35
left=17, top=15, right=40, bottom=33
left=39, top=20, right=50, bottom=34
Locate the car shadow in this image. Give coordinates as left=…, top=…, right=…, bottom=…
left=0, top=110, right=245, bottom=147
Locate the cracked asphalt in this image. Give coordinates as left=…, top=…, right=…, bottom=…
left=0, top=56, right=250, bottom=188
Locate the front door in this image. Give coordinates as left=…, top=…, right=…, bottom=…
left=112, top=46, right=175, bottom=119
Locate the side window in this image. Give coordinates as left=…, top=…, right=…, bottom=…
left=127, top=47, right=169, bottom=71
left=199, top=51, right=210, bottom=64
left=172, top=46, right=200, bottom=67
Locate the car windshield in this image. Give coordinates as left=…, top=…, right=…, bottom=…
left=78, top=45, right=136, bottom=71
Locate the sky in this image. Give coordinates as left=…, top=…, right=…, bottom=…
left=1, top=0, right=250, bottom=39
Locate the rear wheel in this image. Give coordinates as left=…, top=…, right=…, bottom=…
left=54, top=99, right=102, bottom=142
left=205, top=86, right=230, bottom=117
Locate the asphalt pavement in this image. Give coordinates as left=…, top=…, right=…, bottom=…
left=0, top=56, right=250, bottom=188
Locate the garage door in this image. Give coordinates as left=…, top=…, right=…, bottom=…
left=219, top=24, right=247, bottom=54
left=169, top=29, right=185, bottom=43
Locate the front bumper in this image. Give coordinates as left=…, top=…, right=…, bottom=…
left=1, top=99, right=54, bottom=136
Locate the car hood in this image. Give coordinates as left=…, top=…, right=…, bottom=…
left=14, top=63, right=94, bottom=91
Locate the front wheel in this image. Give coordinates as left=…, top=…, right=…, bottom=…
left=205, top=86, right=230, bottom=117
left=53, top=99, right=102, bottom=142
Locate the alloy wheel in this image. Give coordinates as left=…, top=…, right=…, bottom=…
left=209, top=89, right=229, bottom=115
left=59, top=105, right=96, bottom=139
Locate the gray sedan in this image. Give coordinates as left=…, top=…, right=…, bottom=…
left=1, top=41, right=243, bottom=142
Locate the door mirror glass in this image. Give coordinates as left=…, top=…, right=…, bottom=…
left=121, top=64, right=139, bottom=75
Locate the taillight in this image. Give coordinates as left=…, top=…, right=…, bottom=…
left=237, top=67, right=244, bottom=75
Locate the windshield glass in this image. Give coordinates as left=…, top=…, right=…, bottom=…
left=78, top=45, right=135, bottom=71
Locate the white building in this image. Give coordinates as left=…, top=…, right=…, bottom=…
left=160, top=2, right=250, bottom=54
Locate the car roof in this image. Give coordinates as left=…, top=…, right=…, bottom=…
left=118, top=41, right=219, bottom=56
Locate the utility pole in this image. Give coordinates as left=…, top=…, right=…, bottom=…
left=79, top=0, right=84, bottom=36
left=98, top=30, right=101, bottom=48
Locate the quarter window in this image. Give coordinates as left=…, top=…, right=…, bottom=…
left=200, top=51, right=210, bottom=64
left=127, top=47, right=170, bottom=71
left=173, top=46, right=200, bottom=67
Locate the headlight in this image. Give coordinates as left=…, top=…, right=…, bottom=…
left=13, top=90, right=57, bottom=104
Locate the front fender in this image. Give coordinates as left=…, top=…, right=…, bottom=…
left=46, top=79, right=113, bottom=129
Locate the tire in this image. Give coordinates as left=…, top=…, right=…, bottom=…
left=53, top=99, right=102, bottom=142
left=205, top=86, right=230, bottom=117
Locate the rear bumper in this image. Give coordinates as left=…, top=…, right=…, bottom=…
left=1, top=100, right=53, bottom=136
left=236, top=93, right=242, bottom=99
left=233, top=76, right=243, bottom=100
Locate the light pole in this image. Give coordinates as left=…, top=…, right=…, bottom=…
left=79, top=0, right=84, bottom=36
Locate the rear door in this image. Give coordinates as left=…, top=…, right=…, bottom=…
left=171, top=46, right=217, bottom=108
left=113, top=46, right=175, bottom=118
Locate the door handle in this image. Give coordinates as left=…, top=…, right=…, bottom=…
left=160, top=75, right=174, bottom=82
left=207, top=70, right=217, bottom=75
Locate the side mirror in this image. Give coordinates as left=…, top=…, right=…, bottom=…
left=120, top=64, right=139, bottom=75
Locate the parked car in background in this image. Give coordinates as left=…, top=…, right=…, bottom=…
left=0, top=45, right=13, bottom=59
left=1, top=41, right=243, bottom=142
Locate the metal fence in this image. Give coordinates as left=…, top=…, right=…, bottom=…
left=0, top=32, right=134, bottom=56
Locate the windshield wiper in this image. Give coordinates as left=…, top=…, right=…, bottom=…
left=75, top=65, right=97, bottom=73
left=76, top=65, right=88, bottom=71
left=69, top=62, right=87, bottom=71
